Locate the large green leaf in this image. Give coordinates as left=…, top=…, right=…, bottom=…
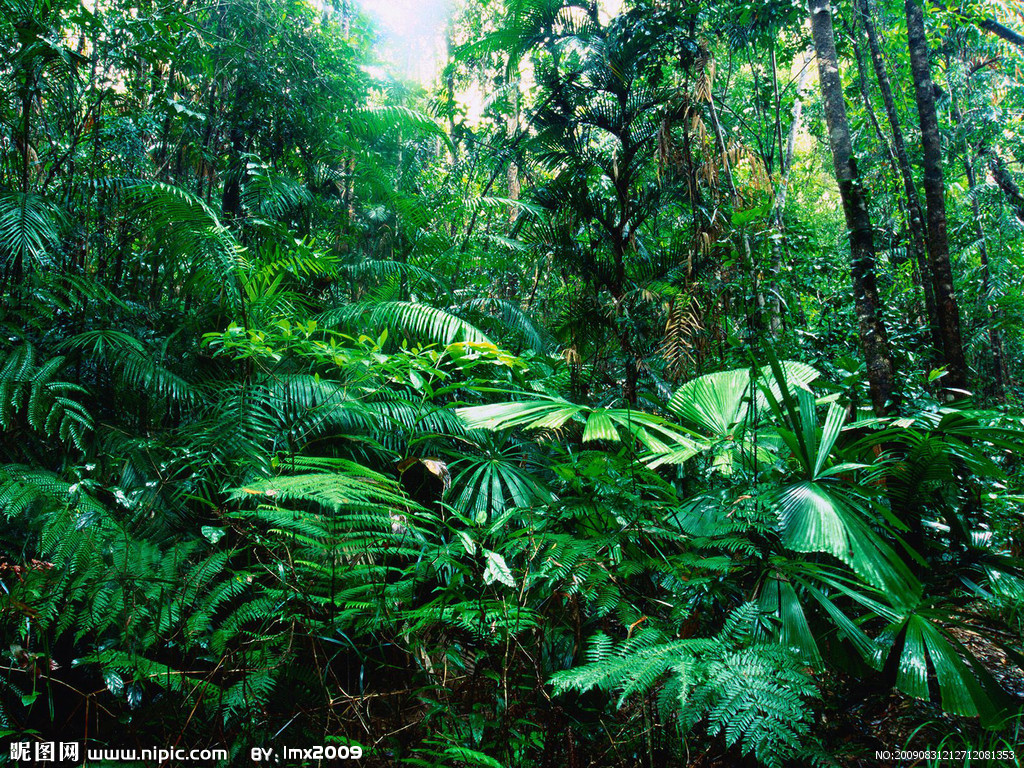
left=321, top=301, right=492, bottom=346
left=667, top=361, right=820, bottom=438
left=483, top=549, right=515, bottom=587
left=667, top=368, right=751, bottom=437
left=0, top=192, right=64, bottom=271
left=775, top=481, right=918, bottom=596
left=449, top=448, right=554, bottom=521
left=458, top=398, right=702, bottom=453
left=757, top=574, right=822, bottom=665
left=889, top=614, right=1007, bottom=722
left=458, top=398, right=585, bottom=432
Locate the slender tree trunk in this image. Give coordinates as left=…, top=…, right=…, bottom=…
left=20, top=88, right=32, bottom=197
left=507, top=83, right=521, bottom=222
left=769, top=51, right=812, bottom=332
left=850, top=32, right=916, bottom=291
left=11, top=66, right=36, bottom=286
left=963, top=151, right=1006, bottom=401
left=850, top=35, right=900, bottom=186
left=154, top=65, right=177, bottom=181
left=948, top=70, right=1006, bottom=401
left=809, top=0, right=897, bottom=416
left=338, top=0, right=351, bottom=37
left=611, top=106, right=638, bottom=407
left=773, top=54, right=813, bottom=232
left=857, top=0, right=940, bottom=353
left=707, top=77, right=760, bottom=333
left=770, top=44, right=785, bottom=179
left=221, top=122, right=246, bottom=219
left=444, top=28, right=459, bottom=162
left=906, top=0, right=968, bottom=393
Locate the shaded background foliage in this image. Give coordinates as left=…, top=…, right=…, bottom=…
left=1, top=0, right=1024, bottom=765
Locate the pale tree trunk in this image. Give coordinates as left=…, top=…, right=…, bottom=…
left=507, top=83, right=521, bottom=223
left=768, top=50, right=813, bottom=333
left=706, top=69, right=759, bottom=333
left=337, top=0, right=351, bottom=37
left=963, top=150, right=1006, bottom=401
left=857, top=0, right=941, bottom=353
left=445, top=28, right=459, bottom=162
left=809, top=0, right=897, bottom=416
left=906, top=0, right=969, bottom=393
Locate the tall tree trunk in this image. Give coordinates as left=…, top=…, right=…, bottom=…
left=948, top=70, right=1006, bottom=402
left=857, top=0, right=940, bottom=353
left=337, top=0, right=351, bottom=37
left=611, top=100, right=638, bottom=407
left=11, top=64, right=37, bottom=286
left=809, top=0, right=896, bottom=416
left=507, top=83, right=522, bottom=223
left=905, top=0, right=968, bottom=393
left=444, top=28, right=459, bottom=162
left=963, top=150, right=1006, bottom=401
left=706, top=73, right=760, bottom=334
left=767, top=50, right=812, bottom=333
left=221, top=122, right=246, bottom=219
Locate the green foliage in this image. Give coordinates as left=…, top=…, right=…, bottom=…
left=321, top=301, right=493, bottom=346
left=1, top=0, right=1023, bottom=764
left=0, top=193, right=64, bottom=273
left=551, top=605, right=828, bottom=768
left=0, top=344, right=91, bottom=452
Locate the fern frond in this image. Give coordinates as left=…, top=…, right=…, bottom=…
left=458, top=297, right=547, bottom=351
left=0, top=345, right=92, bottom=451
left=127, top=181, right=248, bottom=311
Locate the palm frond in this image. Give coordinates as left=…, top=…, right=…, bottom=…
left=320, top=301, right=492, bottom=346
left=0, top=344, right=92, bottom=452
left=0, top=192, right=64, bottom=274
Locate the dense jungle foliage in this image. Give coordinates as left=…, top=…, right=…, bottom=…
left=2, top=0, right=1024, bottom=764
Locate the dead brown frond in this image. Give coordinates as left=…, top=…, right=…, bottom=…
left=661, top=294, right=703, bottom=381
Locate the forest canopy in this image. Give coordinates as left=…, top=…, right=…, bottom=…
left=2, top=0, right=1024, bottom=765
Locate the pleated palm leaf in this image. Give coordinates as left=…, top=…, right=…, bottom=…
left=658, top=355, right=1020, bottom=722
left=651, top=360, right=819, bottom=471
left=458, top=394, right=702, bottom=455
left=446, top=432, right=554, bottom=523
left=320, top=301, right=493, bottom=347
left=793, top=564, right=1012, bottom=723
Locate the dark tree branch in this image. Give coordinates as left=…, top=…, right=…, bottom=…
left=929, top=0, right=1024, bottom=49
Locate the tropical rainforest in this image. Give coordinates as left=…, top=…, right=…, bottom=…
left=2, top=0, right=1024, bottom=764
